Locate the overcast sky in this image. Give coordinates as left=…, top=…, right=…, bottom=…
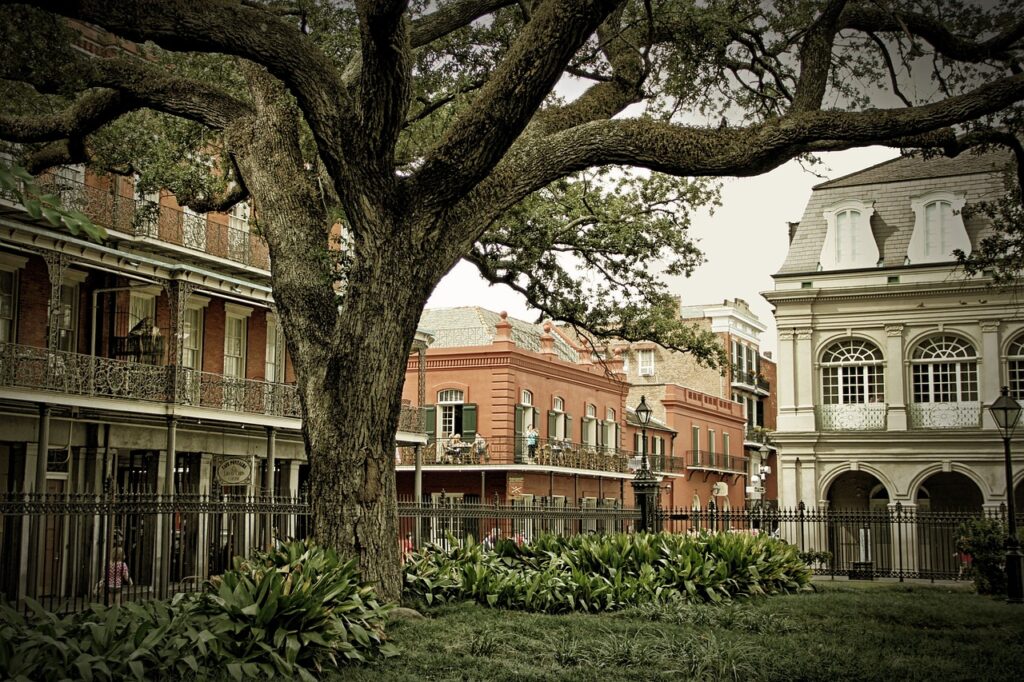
left=427, top=146, right=899, bottom=356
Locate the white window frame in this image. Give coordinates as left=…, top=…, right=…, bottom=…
left=228, top=201, right=251, bottom=261
left=911, top=335, right=978, bottom=403
left=907, top=191, right=970, bottom=264
left=264, top=311, right=283, bottom=382
left=54, top=273, right=86, bottom=353
left=552, top=397, right=565, bottom=440
left=819, top=199, right=878, bottom=270
left=521, top=389, right=533, bottom=406
left=437, top=389, right=465, bottom=439
left=821, top=339, right=885, bottom=405
left=0, top=253, right=26, bottom=345
left=638, top=349, right=655, bottom=376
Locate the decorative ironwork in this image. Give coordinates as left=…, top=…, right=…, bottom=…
left=907, top=401, right=981, bottom=429
left=0, top=343, right=299, bottom=418
left=816, top=403, right=888, bottom=431
left=28, top=173, right=271, bottom=269
left=397, top=436, right=631, bottom=473
left=685, top=449, right=749, bottom=474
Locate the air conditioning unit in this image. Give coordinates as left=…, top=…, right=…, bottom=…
left=712, top=482, right=728, bottom=497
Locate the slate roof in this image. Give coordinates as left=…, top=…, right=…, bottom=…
left=419, top=307, right=580, bottom=363
left=778, top=149, right=1013, bottom=275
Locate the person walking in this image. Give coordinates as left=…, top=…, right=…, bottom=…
left=104, top=547, right=132, bottom=605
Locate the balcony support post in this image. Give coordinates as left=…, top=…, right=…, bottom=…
left=26, top=403, right=52, bottom=599
left=40, top=251, right=69, bottom=352
left=264, top=426, right=276, bottom=549
left=158, top=416, right=177, bottom=599
left=164, top=280, right=196, bottom=403
left=413, top=444, right=422, bottom=548
left=885, top=325, right=907, bottom=430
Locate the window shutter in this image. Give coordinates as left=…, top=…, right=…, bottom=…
left=462, top=404, right=477, bottom=439
left=548, top=410, right=558, bottom=438
left=533, top=408, right=540, bottom=429
left=564, top=415, right=572, bottom=442
left=514, top=405, right=525, bottom=462
left=424, top=405, right=436, bottom=440
left=615, top=423, right=620, bottom=451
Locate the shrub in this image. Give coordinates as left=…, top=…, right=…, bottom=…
left=956, top=518, right=1023, bottom=595
left=0, top=541, right=395, bottom=681
left=403, top=531, right=809, bottom=614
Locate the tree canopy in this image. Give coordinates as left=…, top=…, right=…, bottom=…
left=1, top=0, right=1023, bottom=598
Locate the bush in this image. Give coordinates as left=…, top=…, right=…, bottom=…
left=403, top=531, right=810, bottom=613
left=956, top=518, right=1023, bottom=595
left=0, top=540, right=395, bottom=681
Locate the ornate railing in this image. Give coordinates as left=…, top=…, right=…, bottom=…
left=685, top=449, right=748, bottom=474
left=34, top=173, right=270, bottom=270
left=816, top=403, right=888, bottom=431
left=0, top=343, right=299, bottom=419
left=907, top=401, right=981, bottom=429
left=744, top=426, right=774, bottom=445
left=397, top=436, right=631, bottom=474
left=397, top=404, right=426, bottom=433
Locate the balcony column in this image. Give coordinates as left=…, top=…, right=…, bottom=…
left=160, top=417, right=177, bottom=598
left=885, top=324, right=907, bottom=430
left=776, top=329, right=800, bottom=431
left=164, top=280, right=196, bottom=402
left=414, top=344, right=426, bottom=545
left=40, top=251, right=69, bottom=352
left=980, top=321, right=1001, bottom=429
left=794, top=328, right=816, bottom=430
left=263, top=426, right=276, bottom=549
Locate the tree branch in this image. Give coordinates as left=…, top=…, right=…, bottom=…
left=356, top=0, right=410, bottom=171
left=0, top=88, right=132, bottom=142
left=790, top=0, right=847, bottom=112
left=410, top=0, right=515, bottom=47
left=408, top=0, right=620, bottom=212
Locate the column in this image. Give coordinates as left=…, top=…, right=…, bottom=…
left=980, top=321, right=1001, bottom=429
left=794, top=328, right=815, bottom=430
left=264, top=427, right=276, bottom=549
left=196, top=453, right=213, bottom=580
left=164, top=280, right=195, bottom=403
left=160, top=418, right=177, bottom=597
left=415, top=344, right=426, bottom=545
left=285, top=460, right=301, bottom=539
left=885, top=324, right=907, bottom=430
left=41, top=252, right=68, bottom=352
left=27, top=405, right=51, bottom=598
left=888, top=501, right=918, bottom=577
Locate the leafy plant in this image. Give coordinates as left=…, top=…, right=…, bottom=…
left=956, top=518, right=1023, bottom=595
left=0, top=163, right=106, bottom=242
left=798, top=550, right=833, bottom=568
left=403, top=531, right=810, bottom=614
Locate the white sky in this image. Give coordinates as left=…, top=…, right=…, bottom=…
left=427, top=146, right=899, bottom=356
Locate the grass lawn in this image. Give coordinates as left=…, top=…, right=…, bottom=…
left=341, top=582, right=1024, bottom=681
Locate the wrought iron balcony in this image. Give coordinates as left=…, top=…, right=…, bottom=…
left=907, top=401, right=981, bottom=429
left=816, top=403, right=888, bottom=431
left=24, top=173, right=271, bottom=270
left=732, top=369, right=770, bottom=394
left=0, top=342, right=299, bottom=419
left=397, top=436, right=630, bottom=474
left=743, top=425, right=774, bottom=445
left=685, top=449, right=749, bottom=475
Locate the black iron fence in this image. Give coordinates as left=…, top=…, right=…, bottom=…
left=2, top=492, right=1018, bottom=613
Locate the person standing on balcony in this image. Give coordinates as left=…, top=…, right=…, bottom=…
left=473, top=432, right=488, bottom=463
left=526, top=425, right=538, bottom=462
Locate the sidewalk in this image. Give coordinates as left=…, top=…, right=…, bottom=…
left=810, top=574, right=973, bottom=590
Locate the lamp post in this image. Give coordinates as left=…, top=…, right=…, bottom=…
left=988, top=386, right=1023, bottom=603
left=632, top=396, right=658, bottom=532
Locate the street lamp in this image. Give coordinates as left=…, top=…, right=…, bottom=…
left=632, top=396, right=658, bottom=532
left=988, top=386, right=1023, bottom=603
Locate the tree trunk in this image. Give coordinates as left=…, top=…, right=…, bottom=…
left=229, top=69, right=441, bottom=600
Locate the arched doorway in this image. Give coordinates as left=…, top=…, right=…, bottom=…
left=826, top=472, right=891, bottom=575
left=827, top=471, right=890, bottom=511
left=915, top=471, right=984, bottom=577
left=915, top=472, right=983, bottom=513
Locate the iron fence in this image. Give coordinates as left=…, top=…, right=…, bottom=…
left=2, top=491, right=1018, bottom=614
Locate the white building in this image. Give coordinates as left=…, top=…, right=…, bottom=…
left=766, top=150, right=1024, bottom=516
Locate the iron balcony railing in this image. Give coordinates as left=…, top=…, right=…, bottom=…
left=816, top=403, right=888, bottom=431
left=907, top=401, right=982, bottom=429
left=31, top=174, right=271, bottom=270
left=743, top=426, right=773, bottom=445
left=685, top=449, right=749, bottom=475
left=398, top=436, right=631, bottom=474
left=0, top=342, right=300, bottom=419
left=731, top=369, right=770, bottom=394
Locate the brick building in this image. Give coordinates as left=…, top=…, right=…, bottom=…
left=399, top=307, right=750, bottom=519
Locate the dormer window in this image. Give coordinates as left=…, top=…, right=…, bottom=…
left=819, top=200, right=877, bottom=270
left=907, top=192, right=969, bottom=264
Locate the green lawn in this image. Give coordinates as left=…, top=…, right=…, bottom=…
left=341, top=582, right=1024, bottom=681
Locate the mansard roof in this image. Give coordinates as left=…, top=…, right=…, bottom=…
left=778, top=149, right=1013, bottom=276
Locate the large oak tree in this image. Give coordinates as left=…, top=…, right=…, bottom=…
left=1, top=0, right=1022, bottom=599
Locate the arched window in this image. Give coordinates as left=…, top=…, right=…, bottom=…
left=1006, top=335, right=1024, bottom=399
left=821, top=339, right=884, bottom=405
left=553, top=396, right=564, bottom=412
left=923, top=200, right=952, bottom=259
left=911, top=336, right=978, bottom=403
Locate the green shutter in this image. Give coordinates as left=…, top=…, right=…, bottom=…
left=565, top=415, right=572, bottom=443
left=514, top=405, right=525, bottom=462
left=547, top=410, right=557, bottom=438
left=424, top=405, right=436, bottom=440
left=462, top=404, right=477, bottom=439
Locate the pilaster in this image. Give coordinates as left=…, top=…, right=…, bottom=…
left=885, top=324, right=907, bottom=430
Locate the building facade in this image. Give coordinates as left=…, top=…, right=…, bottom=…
left=0, top=161, right=429, bottom=603
left=400, top=307, right=750, bottom=520
left=766, top=150, right=1024, bottom=517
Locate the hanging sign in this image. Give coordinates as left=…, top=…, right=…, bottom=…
left=216, top=457, right=252, bottom=486
left=509, top=476, right=524, bottom=499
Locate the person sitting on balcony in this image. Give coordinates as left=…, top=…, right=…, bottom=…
left=525, top=425, right=538, bottom=462
left=473, top=432, right=488, bottom=463
left=446, top=433, right=466, bottom=463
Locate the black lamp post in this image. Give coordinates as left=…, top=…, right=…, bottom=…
left=632, top=396, right=659, bottom=532
left=988, top=386, right=1023, bottom=604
